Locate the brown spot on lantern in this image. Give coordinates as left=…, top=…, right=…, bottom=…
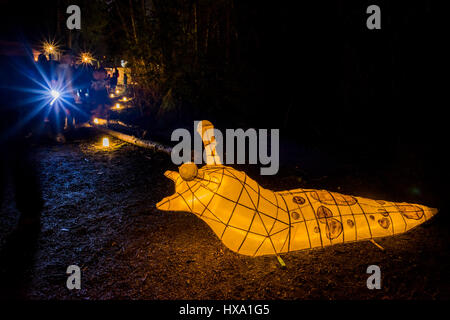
left=291, top=211, right=300, bottom=220
left=378, top=217, right=390, bottom=229
left=292, top=196, right=305, bottom=205
left=398, top=205, right=424, bottom=220
left=325, top=218, right=343, bottom=240
left=316, top=206, right=333, bottom=223
left=377, top=208, right=389, bottom=217
left=310, top=190, right=357, bottom=206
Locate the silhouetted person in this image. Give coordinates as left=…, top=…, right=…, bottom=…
left=81, top=65, right=94, bottom=115
left=91, top=67, right=111, bottom=119
left=37, top=53, right=47, bottom=67
left=47, top=53, right=59, bottom=81
left=71, top=62, right=92, bottom=125
left=0, top=41, right=44, bottom=299
left=56, top=50, right=80, bottom=137
left=123, top=72, right=128, bottom=90
left=110, top=67, right=118, bottom=91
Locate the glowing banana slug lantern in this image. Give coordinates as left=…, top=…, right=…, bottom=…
left=156, top=121, right=438, bottom=257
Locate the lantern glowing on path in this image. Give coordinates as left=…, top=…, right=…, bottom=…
left=156, top=121, right=438, bottom=257
left=92, top=118, right=107, bottom=126
left=102, top=137, right=110, bottom=147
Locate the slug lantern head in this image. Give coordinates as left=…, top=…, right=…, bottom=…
left=157, top=163, right=220, bottom=214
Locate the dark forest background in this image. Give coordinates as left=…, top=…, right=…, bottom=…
left=1, top=0, right=443, bottom=190
left=1, top=1, right=440, bottom=137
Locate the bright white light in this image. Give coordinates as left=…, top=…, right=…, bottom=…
left=102, top=137, right=110, bottom=147
left=50, top=89, right=60, bottom=105
left=51, top=90, right=60, bottom=99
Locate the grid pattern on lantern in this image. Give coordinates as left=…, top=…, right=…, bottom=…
left=159, top=165, right=428, bottom=257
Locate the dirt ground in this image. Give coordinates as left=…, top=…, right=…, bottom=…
left=0, top=128, right=448, bottom=300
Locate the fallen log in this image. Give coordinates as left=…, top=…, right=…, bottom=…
left=107, top=119, right=138, bottom=129
left=90, top=119, right=172, bottom=155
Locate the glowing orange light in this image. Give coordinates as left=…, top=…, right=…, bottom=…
left=80, top=52, right=94, bottom=65
left=156, top=121, right=439, bottom=257
left=102, top=137, right=110, bottom=147
left=110, top=93, right=115, bottom=98
left=93, top=118, right=99, bottom=124
left=115, top=103, right=121, bottom=109
left=43, top=41, right=58, bottom=55
left=115, top=89, right=120, bottom=95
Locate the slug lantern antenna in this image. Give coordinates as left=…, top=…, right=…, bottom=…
left=196, top=120, right=222, bottom=165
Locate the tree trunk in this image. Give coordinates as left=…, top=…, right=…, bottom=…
left=193, top=1, right=199, bottom=66
left=115, top=2, right=133, bottom=41
left=225, top=0, right=231, bottom=63
left=129, top=0, right=139, bottom=44
left=204, top=8, right=210, bottom=55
